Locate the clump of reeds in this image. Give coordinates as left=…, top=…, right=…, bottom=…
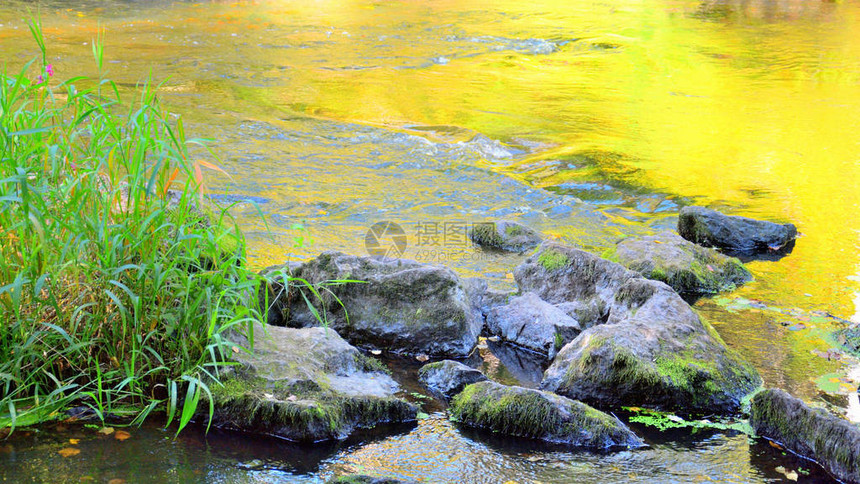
left=0, top=19, right=262, bottom=433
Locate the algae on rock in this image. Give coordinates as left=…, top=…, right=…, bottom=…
left=449, top=381, right=643, bottom=448
left=607, top=231, right=751, bottom=294
left=206, top=323, right=417, bottom=442
left=263, top=251, right=482, bottom=357
left=517, top=243, right=761, bottom=414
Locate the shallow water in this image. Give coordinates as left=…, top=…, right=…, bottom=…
left=1, top=0, right=860, bottom=482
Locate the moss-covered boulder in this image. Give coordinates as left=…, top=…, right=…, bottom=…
left=486, top=292, right=581, bottom=359
left=468, top=220, right=542, bottom=253
left=207, top=324, right=417, bottom=442
left=449, top=381, right=643, bottom=448
left=678, top=206, right=797, bottom=253
left=514, top=242, right=633, bottom=327
left=418, top=360, right=488, bottom=401
left=605, top=231, right=751, bottom=294
left=750, top=389, right=860, bottom=484
left=517, top=243, right=760, bottom=414
left=263, top=251, right=482, bottom=357
left=542, top=278, right=761, bottom=414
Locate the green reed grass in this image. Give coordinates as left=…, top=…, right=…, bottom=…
left=0, top=20, right=266, bottom=434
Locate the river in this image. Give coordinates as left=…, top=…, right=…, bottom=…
left=1, top=0, right=858, bottom=482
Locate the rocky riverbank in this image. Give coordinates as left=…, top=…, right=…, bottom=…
left=203, top=207, right=858, bottom=483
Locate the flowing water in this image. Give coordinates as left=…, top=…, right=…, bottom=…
left=2, top=0, right=860, bottom=482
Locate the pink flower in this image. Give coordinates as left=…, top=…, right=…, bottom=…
left=46, top=64, right=54, bottom=77
left=37, top=75, right=44, bottom=83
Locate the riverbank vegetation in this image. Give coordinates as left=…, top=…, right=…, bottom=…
left=0, top=22, right=262, bottom=432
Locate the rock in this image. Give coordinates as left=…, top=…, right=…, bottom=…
left=263, top=252, right=482, bottom=357
left=461, top=277, right=490, bottom=323
left=486, top=292, right=581, bottom=359
left=542, top=278, right=761, bottom=413
left=514, top=242, right=632, bottom=322
left=418, top=360, right=488, bottom=401
left=554, top=300, right=608, bottom=330
left=605, top=231, right=752, bottom=294
left=207, top=323, right=417, bottom=442
left=517, top=243, right=760, bottom=413
left=677, top=206, right=797, bottom=253
left=468, top=220, right=542, bottom=253
left=485, top=340, right=547, bottom=388
left=328, top=476, right=418, bottom=484
left=449, top=381, right=643, bottom=448
left=750, top=389, right=860, bottom=484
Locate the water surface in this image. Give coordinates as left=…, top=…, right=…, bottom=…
left=1, top=0, right=859, bottom=482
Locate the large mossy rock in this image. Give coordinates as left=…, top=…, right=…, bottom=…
left=468, top=220, right=542, bottom=253
left=517, top=243, right=761, bottom=414
left=605, top=231, right=752, bottom=294
left=542, top=278, right=761, bottom=413
left=207, top=324, right=417, bottom=442
left=677, top=206, right=797, bottom=253
left=486, top=292, right=581, bottom=359
left=751, top=389, right=860, bottom=484
left=449, top=381, right=643, bottom=448
left=263, top=251, right=482, bottom=357
left=418, top=360, right=488, bottom=401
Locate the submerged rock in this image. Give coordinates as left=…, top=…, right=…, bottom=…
left=486, top=292, right=581, bottom=359
left=677, top=206, right=797, bottom=253
left=468, top=220, right=542, bottom=253
left=517, top=243, right=760, bottom=414
left=418, top=360, right=488, bottom=401
left=750, top=389, right=860, bottom=484
left=207, top=323, right=416, bottom=442
left=605, top=231, right=751, bottom=294
left=263, top=252, right=482, bottom=357
left=449, top=381, right=643, bottom=448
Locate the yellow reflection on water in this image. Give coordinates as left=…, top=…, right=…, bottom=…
left=2, top=0, right=859, bottom=397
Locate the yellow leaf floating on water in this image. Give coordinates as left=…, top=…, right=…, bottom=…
left=98, top=427, right=114, bottom=435
left=69, top=439, right=80, bottom=445
left=58, top=447, right=80, bottom=457
left=114, top=430, right=131, bottom=441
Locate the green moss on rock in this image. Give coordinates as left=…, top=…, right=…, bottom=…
left=611, top=232, right=752, bottom=294
left=551, top=324, right=760, bottom=414
left=449, top=381, right=642, bottom=448
left=538, top=249, right=570, bottom=271
left=468, top=220, right=542, bottom=253
left=206, top=375, right=417, bottom=442
left=328, top=475, right=417, bottom=484
left=750, top=388, right=860, bottom=484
